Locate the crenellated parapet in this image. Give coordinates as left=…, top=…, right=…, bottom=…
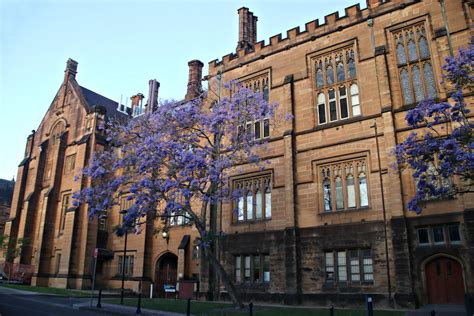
left=209, top=0, right=420, bottom=74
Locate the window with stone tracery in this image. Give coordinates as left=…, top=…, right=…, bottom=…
left=393, top=23, right=437, bottom=105
left=319, top=158, right=369, bottom=212
left=234, top=174, right=272, bottom=223
left=239, top=74, right=270, bottom=140
left=314, top=47, right=360, bottom=125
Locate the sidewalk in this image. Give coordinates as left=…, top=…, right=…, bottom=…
left=73, top=299, right=186, bottom=316
left=405, top=304, right=467, bottom=316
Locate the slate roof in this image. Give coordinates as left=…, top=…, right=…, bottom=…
left=0, top=179, right=14, bottom=207
left=79, top=86, right=131, bottom=120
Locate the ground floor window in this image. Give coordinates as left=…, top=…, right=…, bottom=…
left=118, top=255, right=134, bottom=276
left=325, top=249, right=373, bottom=284
left=234, top=254, right=270, bottom=284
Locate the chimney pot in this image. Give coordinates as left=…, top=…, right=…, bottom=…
left=64, top=58, right=78, bottom=80
left=185, top=60, right=204, bottom=101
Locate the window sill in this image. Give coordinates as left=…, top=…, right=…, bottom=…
left=323, top=281, right=374, bottom=288
left=319, top=207, right=370, bottom=216
left=232, top=218, right=272, bottom=226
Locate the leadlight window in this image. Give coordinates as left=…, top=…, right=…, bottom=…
left=314, top=47, right=360, bottom=125
left=319, top=158, right=369, bottom=212
left=60, top=193, right=71, bottom=232
left=242, top=75, right=271, bottom=140
left=234, top=175, right=272, bottom=223
left=118, top=255, right=134, bottom=276
left=393, top=24, right=437, bottom=104
left=325, top=249, right=373, bottom=284
left=64, top=154, right=76, bottom=175
left=234, top=254, right=270, bottom=284
left=416, top=224, right=462, bottom=246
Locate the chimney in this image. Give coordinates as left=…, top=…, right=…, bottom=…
left=146, top=79, right=160, bottom=114
left=131, top=93, right=145, bottom=117
left=185, top=60, right=204, bottom=101
left=64, top=58, right=78, bottom=81
left=237, top=7, right=258, bottom=51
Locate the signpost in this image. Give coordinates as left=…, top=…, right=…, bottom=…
left=91, top=248, right=98, bottom=307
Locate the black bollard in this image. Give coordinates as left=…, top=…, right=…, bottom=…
left=249, top=302, right=253, bottom=316
left=329, top=305, right=334, bottom=316
left=430, top=310, right=436, bottom=316
left=136, top=292, right=142, bottom=314
left=366, top=295, right=373, bottom=316
left=186, top=298, right=191, bottom=316
left=96, top=289, right=102, bottom=308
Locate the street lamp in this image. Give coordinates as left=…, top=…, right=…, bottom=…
left=120, top=211, right=128, bottom=305
left=161, top=230, right=169, bottom=243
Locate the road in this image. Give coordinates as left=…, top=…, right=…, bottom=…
left=0, top=286, right=108, bottom=316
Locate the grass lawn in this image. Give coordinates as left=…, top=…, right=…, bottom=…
left=0, top=283, right=90, bottom=297
left=106, top=298, right=405, bottom=316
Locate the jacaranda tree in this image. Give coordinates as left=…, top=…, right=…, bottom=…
left=74, top=82, right=282, bottom=307
left=395, top=44, right=473, bottom=213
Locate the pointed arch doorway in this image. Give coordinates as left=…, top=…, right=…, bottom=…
left=155, top=252, right=178, bottom=298
left=425, top=256, right=465, bottom=304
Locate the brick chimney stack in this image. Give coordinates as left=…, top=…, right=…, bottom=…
left=237, top=7, right=258, bottom=51
left=146, top=79, right=160, bottom=114
left=185, top=60, right=204, bottom=101
left=64, top=58, right=78, bottom=81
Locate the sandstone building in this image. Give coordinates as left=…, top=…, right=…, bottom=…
left=0, top=179, right=15, bottom=238
left=2, top=0, right=473, bottom=308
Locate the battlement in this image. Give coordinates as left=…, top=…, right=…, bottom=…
left=209, top=0, right=419, bottom=73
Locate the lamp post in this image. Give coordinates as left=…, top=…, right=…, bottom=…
left=120, top=211, right=128, bottom=305
left=371, top=121, right=392, bottom=305
left=161, top=230, right=169, bottom=244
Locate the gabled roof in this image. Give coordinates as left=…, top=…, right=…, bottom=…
left=79, top=86, right=131, bottom=120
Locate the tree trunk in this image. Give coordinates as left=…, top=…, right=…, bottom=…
left=204, top=247, right=244, bottom=309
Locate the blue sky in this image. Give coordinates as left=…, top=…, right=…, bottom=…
left=0, top=0, right=364, bottom=180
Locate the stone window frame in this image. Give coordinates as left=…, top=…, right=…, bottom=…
left=238, top=70, right=271, bottom=141
left=324, top=248, right=373, bottom=286
left=389, top=20, right=438, bottom=106
left=310, top=42, right=360, bottom=126
left=64, top=153, right=76, bottom=175
left=232, top=172, right=272, bottom=224
left=416, top=223, right=462, bottom=247
left=234, top=253, right=270, bottom=285
left=59, top=191, right=71, bottom=233
left=314, top=153, right=370, bottom=214
left=117, top=254, right=134, bottom=276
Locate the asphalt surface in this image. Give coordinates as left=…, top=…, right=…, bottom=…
left=0, top=286, right=108, bottom=316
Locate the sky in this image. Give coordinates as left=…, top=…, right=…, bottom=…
left=0, top=0, right=364, bottom=180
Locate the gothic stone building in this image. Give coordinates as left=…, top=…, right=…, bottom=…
left=3, top=0, right=473, bottom=308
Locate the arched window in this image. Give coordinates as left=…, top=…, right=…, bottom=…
left=335, top=176, right=344, bottom=210
left=396, top=43, right=407, bottom=65
left=265, top=187, right=271, bottom=219
left=246, top=191, right=253, bottom=220
left=346, top=174, right=356, bottom=208
left=328, top=89, right=337, bottom=122
left=263, top=82, right=269, bottom=101
left=326, top=59, right=334, bottom=85
left=408, top=31, right=418, bottom=62
left=347, top=50, right=356, bottom=78
left=317, top=93, right=326, bottom=124
left=323, top=177, right=332, bottom=212
left=255, top=189, right=262, bottom=219
left=316, top=62, right=324, bottom=88
left=400, top=68, right=413, bottom=104
left=419, top=36, right=429, bottom=59
left=423, top=62, right=437, bottom=98
left=412, top=65, right=423, bottom=102
left=350, top=84, right=360, bottom=116
left=337, top=61, right=345, bottom=82
left=238, top=195, right=244, bottom=221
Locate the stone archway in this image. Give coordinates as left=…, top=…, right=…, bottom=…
left=155, top=252, right=178, bottom=298
left=423, top=255, right=465, bottom=304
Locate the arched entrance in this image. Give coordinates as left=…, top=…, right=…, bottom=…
left=425, top=256, right=465, bottom=304
left=155, top=252, right=178, bottom=298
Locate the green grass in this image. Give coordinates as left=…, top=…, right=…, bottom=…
left=0, top=284, right=90, bottom=297
left=106, top=298, right=405, bottom=316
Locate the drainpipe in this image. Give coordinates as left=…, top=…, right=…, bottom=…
left=439, top=0, right=454, bottom=57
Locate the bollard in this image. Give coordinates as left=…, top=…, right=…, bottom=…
left=329, top=305, right=334, bottom=316
left=366, top=294, right=373, bottom=316
left=96, top=289, right=102, bottom=308
left=186, top=298, right=191, bottom=316
left=249, top=302, right=253, bottom=316
left=430, top=310, right=436, bottom=316
left=136, top=292, right=142, bottom=314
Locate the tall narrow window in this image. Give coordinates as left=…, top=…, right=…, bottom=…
left=349, top=250, right=360, bottom=282
left=350, top=84, right=360, bottom=116
left=346, top=174, right=356, bottom=208
left=263, top=118, right=270, bottom=138
left=253, top=256, right=260, bottom=283
left=359, top=166, right=368, bottom=207
left=326, top=60, right=334, bottom=85
left=238, top=195, right=244, bottom=221
left=347, top=50, right=357, bottom=78
left=316, top=63, right=324, bottom=88
left=263, top=83, right=269, bottom=101
left=400, top=68, right=413, bottom=104
left=244, top=256, right=251, bottom=282
left=235, top=256, right=241, bottom=282
left=254, top=121, right=261, bottom=140
left=339, top=86, right=349, bottom=119
left=325, top=252, right=335, bottom=282
left=396, top=43, right=406, bottom=65
left=263, top=255, right=270, bottom=282
left=423, top=63, right=436, bottom=98
left=246, top=192, right=253, bottom=220
left=255, top=189, right=262, bottom=220
left=362, top=250, right=373, bottom=281
left=265, top=187, right=272, bottom=219
left=335, top=175, right=344, bottom=210
left=337, top=60, right=345, bottom=82
left=412, top=65, right=423, bottom=102
left=55, top=253, right=61, bottom=274
left=337, top=251, right=347, bottom=281
left=328, top=89, right=337, bottom=122
left=60, top=193, right=71, bottom=231
left=317, top=93, right=327, bottom=124
left=322, top=168, right=332, bottom=212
